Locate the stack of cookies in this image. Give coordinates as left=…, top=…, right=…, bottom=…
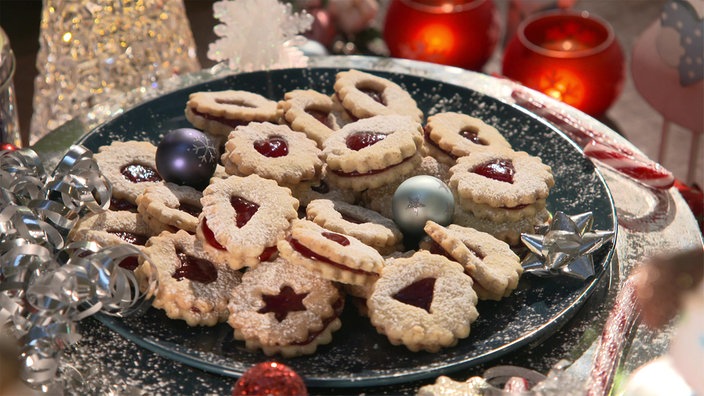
left=69, top=69, right=558, bottom=356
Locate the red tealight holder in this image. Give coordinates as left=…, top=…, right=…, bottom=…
left=383, top=0, right=500, bottom=71
left=502, top=10, right=625, bottom=116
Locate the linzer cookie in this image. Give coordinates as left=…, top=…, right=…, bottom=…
left=136, top=230, right=242, bottom=326
left=278, top=89, right=340, bottom=148
left=198, top=174, right=298, bottom=269
left=453, top=205, right=552, bottom=246
left=221, top=122, right=324, bottom=185
left=278, top=219, right=385, bottom=286
left=287, top=176, right=359, bottom=209
left=228, top=257, right=343, bottom=357
left=306, top=199, right=403, bottom=255
left=185, top=90, right=279, bottom=137
left=334, top=69, right=423, bottom=123
left=322, top=115, right=424, bottom=191
left=367, top=250, right=479, bottom=352
left=422, top=221, right=522, bottom=301
left=423, top=112, right=512, bottom=162
left=94, top=141, right=162, bottom=206
left=68, top=210, right=161, bottom=271
left=449, top=149, right=554, bottom=222
left=361, top=155, right=451, bottom=218
left=136, top=182, right=202, bottom=234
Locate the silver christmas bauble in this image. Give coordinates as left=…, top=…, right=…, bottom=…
left=392, top=175, right=454, bottom=236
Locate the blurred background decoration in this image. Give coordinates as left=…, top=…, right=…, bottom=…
left=29, top=0, right=201, bottom=144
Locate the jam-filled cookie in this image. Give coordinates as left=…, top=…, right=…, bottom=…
left=198, top=174, right=298, bottom=269
left=221, top=122, right=324, bottom=185
left=422, top=221, right=522, bottom=301
left=322, top=115, right=424, bottom=191
left=423, top=112, right=512, bottom=161
left=334, top=69, right=423, bottom=123
left=185, top=90, right=279, bottom=137
left=288, top=176, right=359, bottom=209
left=68, top=210, right=162, bottom=270
left=278, top=89, right=340, bottom=148
left=136, top=230, right=243, bottom=326
left=367, top=250, right=479, bottom=352
left=452, top=205, right=552, bottom=246
left=449, top=149, right=554, bottom=222
left=94, top=141, right=162, bottom=206
left=361, top=155, right=451, bottom=218
left=306, top=199, right=403, bottom=255
left=228, top=257, right=344, bottom=357
left=136, top=182, right=202, bottom=234
left=278, top=219, right=385, bottom=286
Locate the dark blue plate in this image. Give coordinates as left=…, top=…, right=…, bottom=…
left=83, top=67, right=617, bottom=388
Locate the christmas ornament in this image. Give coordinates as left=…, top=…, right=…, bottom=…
left=208, top=0, right=313, bottom=72
left=0, top=145, right=157, bottom=390
left=392, top=175, right=454, bottom=236
left=155, top=128, right=218, bottom=191
left=521, top=211, right=614, bottom=280
left=232, top=361, right=307, bottom=396
left=1, top=142, right=18, bottom=151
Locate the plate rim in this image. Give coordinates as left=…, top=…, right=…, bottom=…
left=85, top=66, right=618, bottom=388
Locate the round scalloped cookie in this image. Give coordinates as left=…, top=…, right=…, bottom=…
left=228, top=257, right=343, bottom=357
left=136, top=230, right=243, bottom=326
left=185, top=90, right=279, bottom=137
left=333, top=69, right=423, bottom=123
left=449, top=148, right=555, bottom=208
left=94, top=140, right=162, bottom=205
left=367, top=250, right=479, bottom=352
left=278, top=219, right=385, bottom=286
left=136, top=182, right=202, bottom=234
left=197, top=174, right=298, bottom=268
left=424, top=112, right=512, bottom=159
left=422, top=221, right=522, bottom=301
left=278, top=89, right=340, bottom=148
left=452, top=205, right=552, bottom=246
left=221, top=122, right=323, bottom=185
left=306, top=199, right=403, bottom=255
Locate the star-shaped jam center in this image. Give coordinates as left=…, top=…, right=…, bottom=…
left=258, top=285, right=308, bottom=322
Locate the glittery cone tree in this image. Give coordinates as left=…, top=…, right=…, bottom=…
left=30, top=0, right=201, bottom=144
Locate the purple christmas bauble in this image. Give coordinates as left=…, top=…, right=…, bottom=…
left=156, top=128, right=217, bottom=190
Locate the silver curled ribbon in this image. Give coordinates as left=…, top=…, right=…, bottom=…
left=0, top=146, right=158, bottom=390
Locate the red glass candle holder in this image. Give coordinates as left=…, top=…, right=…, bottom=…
left=502, top=10, right=625, bottom=116
left=383, top=0, right=500, bottom=71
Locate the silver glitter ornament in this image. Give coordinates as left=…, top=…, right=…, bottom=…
left=392, top=175, right=454, bottom=236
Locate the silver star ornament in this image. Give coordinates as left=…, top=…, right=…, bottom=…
left=521, top=211, right=615, bottom=280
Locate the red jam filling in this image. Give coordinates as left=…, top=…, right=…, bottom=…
left=190, top=108, right=249, bottom=129
left=329, top=155, right=411, bottom=177
left=321, top=231, right=350, bottom=246
left=200, top=219, right=226, bottom=250
left=258, top=246, right=278, bottom=262
left=253, top=135, right=288, bottom=158
left=179, top=201, right=202, bottom=217
left=346, top=131, right=387, bottom=151
left=287, top=237, right=374, bottom=276
left=108, top=231, right=149, bottom=246
left=172, top=249, right=218, bottom=284
left=459, top=127, right=487, bottom=145
left=120, top=163, right=162, bottom=183
left=231, top=196, right=260, bottom=227
left=110, top=197, right=138, bottom=212
left=358, top=87, right=385, bottom=105
left=292, top=297, right=344, bottom=346
left=306, top=109, right=334, bottom=129
left=393, top=277, right=436, bottom=313
left=472, top=159, right=515, bottom=184
left=258, top=285, right=308, bottom=322
left=118, top=256, right=139, bottom=271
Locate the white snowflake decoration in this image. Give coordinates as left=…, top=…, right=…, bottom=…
left=207, top=0, right=313, bottom=72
